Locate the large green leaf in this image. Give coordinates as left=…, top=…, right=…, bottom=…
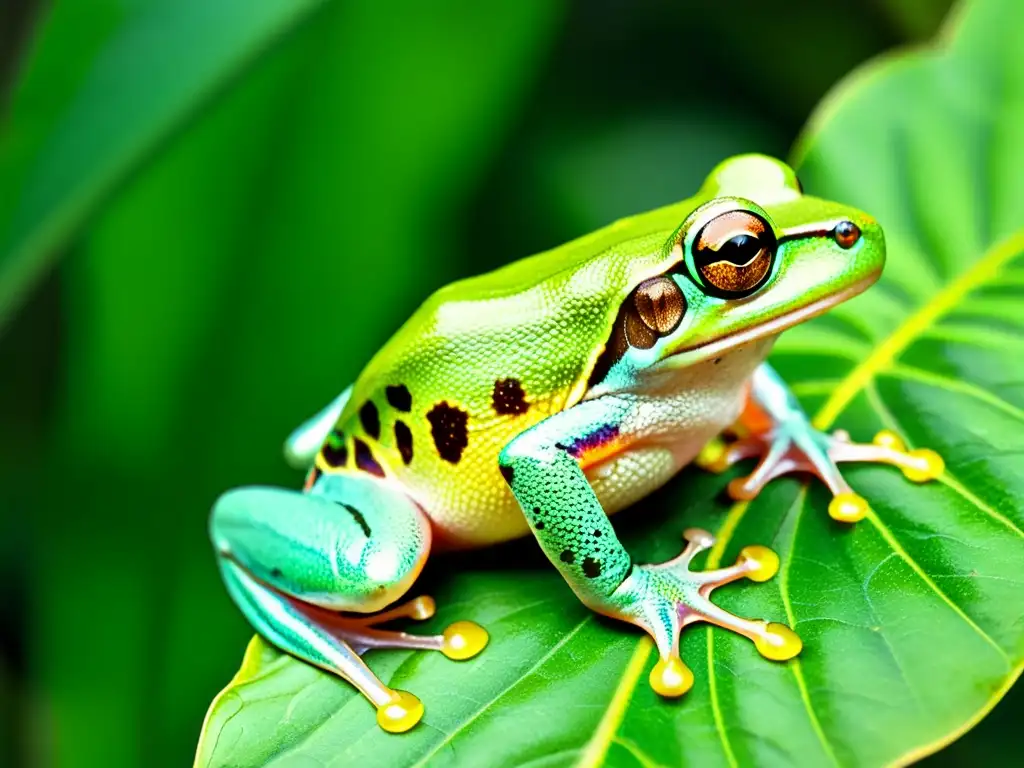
left=196, top=0, right=1024, bottom=765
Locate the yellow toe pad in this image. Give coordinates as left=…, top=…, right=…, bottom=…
left=649, top=655, right=694, bottom=698
left=740, top=545, right=779, bottom=582
left=829, top=492, right=870, bottom=523
left=754, top=623, right=803, bottom=661
left=903, top=449, right=944, bottom=482
left=377, top=690, right=423, bottom=733
left=441, top=621, right=488, bottom=660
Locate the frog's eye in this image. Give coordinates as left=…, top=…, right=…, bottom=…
left=691, top=210, right=777, bottom=297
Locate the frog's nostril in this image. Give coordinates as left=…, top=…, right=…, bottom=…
left=832, top=220, right=861, bottom=249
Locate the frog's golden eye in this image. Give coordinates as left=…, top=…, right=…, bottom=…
left=691, top=210, right=777, bottom=297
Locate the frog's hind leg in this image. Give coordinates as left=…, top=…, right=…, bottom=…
left=210, top=474, right=487, bottom=733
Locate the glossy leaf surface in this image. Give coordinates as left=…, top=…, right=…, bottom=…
left=197, top=1, right=1024, bottom=765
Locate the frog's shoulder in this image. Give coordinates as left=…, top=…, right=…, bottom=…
left=345, top=201, right=693, bottom=424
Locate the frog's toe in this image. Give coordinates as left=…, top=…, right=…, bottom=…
left=698, top=434, right=767, bottom=475
left=441, top=621, right=489, bottom=660
left=828, top=491, right=871, bottom=523
left=610, top=532, right=801, bottom=698
left=333, top=594, right=489, bottom=662
left=376, top=690, right=424, bottom=733
left=649, top=654, right=695, bottom=697
left=716, top=420, right=945, bottom=522
left=829, top=430, right=945, bottom=483
left=694, top=437, right=729, bottom=473
left=296, top=593, right=486, bottom=732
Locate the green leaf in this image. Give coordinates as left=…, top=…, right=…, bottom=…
left=0, top=0, right=327, bottom=331
left=196, top=0, right=1024, bottom=765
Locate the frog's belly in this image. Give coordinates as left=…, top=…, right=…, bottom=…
left=412, top=339, right=773, bottom=549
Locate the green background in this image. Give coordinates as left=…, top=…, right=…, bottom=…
left=0, top=1, right=1019, bottom=766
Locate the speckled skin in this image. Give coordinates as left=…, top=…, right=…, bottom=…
left=211, top=155, right=925, bottom=728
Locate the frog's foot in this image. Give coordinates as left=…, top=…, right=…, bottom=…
left=296, top=594, right=488, bottom=732
left=703, top=424, right=944, bottom=524
left=315, top=594, right=488, bottom=660
left=606, top=528, right=801, bottom=697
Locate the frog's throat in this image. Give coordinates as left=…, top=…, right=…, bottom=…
left=670, top=271, right=879, bottom=365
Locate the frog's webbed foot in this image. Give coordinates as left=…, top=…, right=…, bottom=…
left=607, top=528, right=801, bottom=697
left=312, top=593, right=488, bottom=660
left=221, top=559, right=487, bottom=734
left=699, top=423, right=944, bottom=523
left=293, top=593, right=487, bottom=731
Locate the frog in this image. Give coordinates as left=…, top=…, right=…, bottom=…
left=210, top=154, right=944, bottom=733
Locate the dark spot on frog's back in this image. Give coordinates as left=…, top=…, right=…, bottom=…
left=427, top=402, right=469, bottom=464
left=359, top=401, right=381, bottom=440
left=321, top=433, right=348, bottom=468
left=394, top=420, right=414, bottom=465
left=385, top=384, right=412, bottom=412
left=492, top=378, right=529, bottom=415
left=354, top=438, right=385, bottom=477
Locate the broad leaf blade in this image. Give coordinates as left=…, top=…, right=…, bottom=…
left=197, top=0, right=1024, bottom=765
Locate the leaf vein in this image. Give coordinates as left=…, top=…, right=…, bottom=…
left=812, top=228, right=1024, bottom=430
left=776, top=488, right=842, bottom=766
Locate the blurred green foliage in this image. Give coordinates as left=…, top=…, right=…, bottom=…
left=3, top=0, right=1021, bottom=766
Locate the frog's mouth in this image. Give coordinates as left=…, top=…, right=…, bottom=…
left=674, top=272, right=878, bottom=363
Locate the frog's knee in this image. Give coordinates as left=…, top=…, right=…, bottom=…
left=211, top=482, right=430, bottom=613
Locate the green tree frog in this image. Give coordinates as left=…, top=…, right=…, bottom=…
left=210, top=155, right=943, bottom=733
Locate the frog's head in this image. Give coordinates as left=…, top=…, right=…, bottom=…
left=636, top=154, right=885, bottom=370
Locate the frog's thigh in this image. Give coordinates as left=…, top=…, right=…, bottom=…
left=211, top=473, right=430, bottom=615
left=212, top=474, right=487, bottom=732
left=587, top=446, right=679, bottom=516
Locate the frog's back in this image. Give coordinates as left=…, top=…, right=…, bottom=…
left=316, top=204, right=689, bottom=547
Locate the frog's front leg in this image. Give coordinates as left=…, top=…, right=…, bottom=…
left=703, top=363, right=944, bottom=522
left=210, top=472, right=486, bottom=733
left=498, top=397, right=801, bottom=698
